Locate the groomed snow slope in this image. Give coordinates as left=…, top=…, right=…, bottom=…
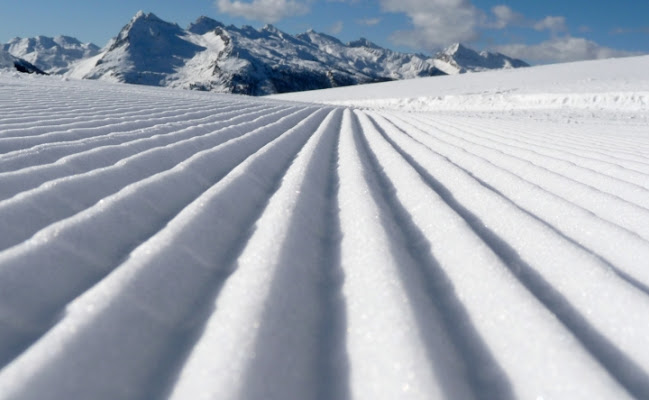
left=1, top=55, right=649, bottom=400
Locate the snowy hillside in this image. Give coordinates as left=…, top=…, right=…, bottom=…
left=63, top=11, right=526, bottom=95
left=1, top=55, right=649, bottom=400
left=2, top=36, right=99, bottom=74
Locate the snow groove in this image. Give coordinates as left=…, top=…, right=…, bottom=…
left=0, top=105, right=322, bottom=369
left=388, top=114, right=649, bottom=241
left=364, top=112, right=649, bottom=398
left=373, top=112, right=649, bottom=287
left=0, top=106, right=310, bottom=251
left=350, top=110, right=513, bottom=400
left=2, top=73, right=649, bottom=399
left=436, top=115, right=649, bottom=182
left=0, top=105, right=331, bottom=400
left=415, top=115, right=649, bottom=208
left=0, top=102, right=272, bottom=173
left=0, top=104, right=284, bottom=198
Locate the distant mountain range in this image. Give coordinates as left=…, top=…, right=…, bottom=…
left=2, top=11, right=528, bottom=95
left=3, top=36, right=99, bottom=74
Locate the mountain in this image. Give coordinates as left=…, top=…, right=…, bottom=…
left=433, top=43, right=529, bottom=74
left=3, top=36, right=99, bottom=74
left=0, top=48, right=46, bottom=74
left=66, top=12, right=527, bottom=95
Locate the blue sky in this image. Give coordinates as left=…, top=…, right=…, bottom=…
left=2, top=0, right=648, bottom=64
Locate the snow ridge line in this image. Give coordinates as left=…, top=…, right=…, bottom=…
left=334, top=109, right=473, bottom=400
left=376, top=112, right=649, bottom=285
left=0, top=102, right=274, bottom=172
left=455, top=114, right=649, bottom=153
left=0, top=104, right=284, bottom=199
left=0, top=107, right=332, bottom=400
left=0, top=105, right=254, bottom=152
left=0, top=106, right=309, bottom=251
left=398, top=113, right=649, bottom=285
left=0, top=105, right=323, bottom=370
left=430, top=115, right=649, bottom=175
left=349, top=110, right=513, bottom=400
left=413, top=115, right=649, bottom=204
left=0, top=97, right=227, bottom=131
left=0, top=98, right=160, bottom=124
left=365, top=111, right=649, bottom=398
left=386, top=113, right=649, bottom=241
left=0, top=102, right=210, bottom=135
left=168, top=109, right=345, bottom=400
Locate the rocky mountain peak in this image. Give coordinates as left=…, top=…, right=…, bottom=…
left=348, top=38, right=381, bottom=49
left=188, top=16, right=224, bottom=35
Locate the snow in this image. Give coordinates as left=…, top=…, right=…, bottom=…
left=2, top=36, right=99, bottom=74
left=1, top=55, right=649, bottom=400
left=57, top=12, right=525, bottom=95
left=272, top=55, right=649, bottom=114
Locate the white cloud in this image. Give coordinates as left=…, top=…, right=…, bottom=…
left=495, top=36, right=640, bottom=64
left=216, top=0, right=310, bottom=23
left=490, top=5, right=524, bottom=29
left=371, top=1, right=639, bottom=64
left=377, top=1, right=571, bottom=51
left=380, top=0, right=484, bottom=50
left=357, top=17, right=382, bottom=26
left=533, top=16, right=568, bottom=34
left=329, top=20, right=344, bottom=34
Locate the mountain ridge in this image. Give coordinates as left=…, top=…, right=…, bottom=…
left=3, top=35, right=99, bottom=74
left=4, top=11, right=529, bottom=94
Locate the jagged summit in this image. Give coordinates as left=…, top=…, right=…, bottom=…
left=347, top=38, right=381, bottom=49
left=187, top=16, right=224, bottom=35
left=296, top=30, right=344, bottom=46
left=442, top=42, right=471, bottom=55
left=262, top=24, right=279, bottom=33
left=130, top=11, right=163, bottom=23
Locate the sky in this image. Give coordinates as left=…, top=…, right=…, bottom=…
left=1, top=0, right=648, bottom=64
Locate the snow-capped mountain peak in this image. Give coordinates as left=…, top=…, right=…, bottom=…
left=347, top=38, right=381, bottom=49
left=2, top=35, right=98, bottom=74
left=89, top=11, right=205, bottom=86
left=434, top=42, right=529, bottom=74
left=187, top=16, right=224, bottom=35
left=55, top=13, right=527, bottom=95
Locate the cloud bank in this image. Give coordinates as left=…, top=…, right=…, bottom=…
left=216, top=0, right=310, bottom=23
